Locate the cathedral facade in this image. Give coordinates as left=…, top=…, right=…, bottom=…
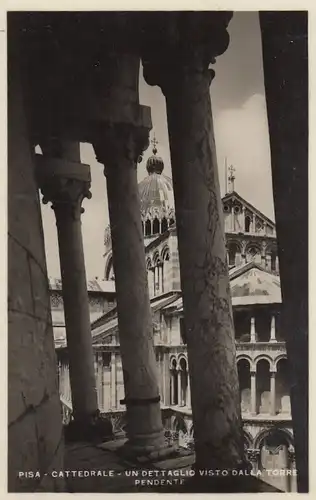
left=55, top=146, right=295, bottom=492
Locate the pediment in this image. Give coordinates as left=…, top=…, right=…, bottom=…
left=222, top=191, right=275, bottom=229
left=230, top=262, right=281, bottom=305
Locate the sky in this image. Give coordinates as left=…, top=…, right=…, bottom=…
left=41, top=11, right=275, bottom=280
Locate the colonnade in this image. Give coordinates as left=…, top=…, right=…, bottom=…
left=227, top=240, right=279, bottom=272
left=238, top=358, right=290, bottom=416
left=247, top=314, right=277, bottom=343
left=170, top=358, right=191, bottom=408
left=34, top=12, right=247, bottom=468
left=142, top=215, right=175, bottom=237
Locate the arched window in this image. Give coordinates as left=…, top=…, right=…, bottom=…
left=153, top=217, right=160, bottom=235
left=145, top=219, right=152, bottom=236
left=246, top=245, right=261, bottom=264
left=169, top=217, right=175, bottom=227
left=228, top=242, right=240, bottom=266
left=245, top=215, right=251, bottom=233
left=161, top=217, right=168, bottom=233
left=179, top=358, right=188, bottom=407
left=170, top=359, right=178, bottom=406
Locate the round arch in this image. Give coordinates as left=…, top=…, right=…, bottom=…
left=169, top=356, right=177, bottom=369
left=172, top=415, right=188, bottom=434
left=237, top=355, right=255, bottom=372
left=245, top=241, right=262, bottom=254
left=177, top=354, right=188, bottom=369
left=152, top=251, right=160, bottom=266
left=161, top=245, right=170, bottom=261
left=227, top=239, right=242, bottom=253
left=254, top=354, right=273, bottom=371
left=274, top=354, right=288, bottom=370
left=254, top=427, right=294, bottom=450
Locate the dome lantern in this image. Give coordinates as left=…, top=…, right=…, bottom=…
left=146, top=135, right=164, bottom=175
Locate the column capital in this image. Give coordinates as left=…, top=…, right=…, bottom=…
left=288, top=444, right=296, bottom=462
left=36, top=155, right=91, bottom=220
left=247, top=448, right=261, bottom=462
left=92, top=122, right=151, bottom=174
left=141, top=12, right=233, bottom=91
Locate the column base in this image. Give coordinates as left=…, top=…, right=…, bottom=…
left=64, top=411, right=113, bottom=443
left=269, top=339, right=278, bottom=343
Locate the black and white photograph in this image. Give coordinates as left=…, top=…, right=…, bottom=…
left=7, top=9, right=308, bottom=494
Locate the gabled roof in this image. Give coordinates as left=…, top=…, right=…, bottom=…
left=49, top=277, right=115, bottom=293
left=230, top=262, right=281, bottom=305
left=162, top=262, right=281, bottom=312
left=222, top=191, right=275, bottom=227
left=90, top=291, right=181, bottom=344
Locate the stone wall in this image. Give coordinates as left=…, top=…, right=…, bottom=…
left=8, top=18, right=64, bottom=491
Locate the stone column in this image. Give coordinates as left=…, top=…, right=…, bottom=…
left=37, top=153, right=98, bottom=427
left=270, top=315, right=277, bottom=342
left=111, top=352, right=117, bottom=409
left=270, top=371, right=276, bottom=416
left=170, top=371, right=175, bottom=405
left=187, top=374, right=192, bottom=408
left=276, top=256, right=280, bottom=274
left=250, top=317, right=256, bottom=343
left=177, top=370, right=182, bottom=406
left=163, top=354, right=169, bottom=405
left=92, top=124, right=167, bottom=456
left=142, top=12, right=245, bottom=470
left=242, top=206, right=246, bottom=232
left=250, top=371, right=257, bottom=415
left=97, top=352, right=104, bottom=410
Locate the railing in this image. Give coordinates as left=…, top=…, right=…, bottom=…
left=236, top=341, right=286, bottom=353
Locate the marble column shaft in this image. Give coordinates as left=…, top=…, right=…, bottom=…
left=251, top=371, right=257, bottom=415
left=37, top=154, right=98, bottom=421
left=270, top=315, right=277, bottom=342
left=177, top=370, right=182, bottom=406
left=187, top=373, right=192, bottom=408
left=250, top=317, right=256, bottom=343
left=162, top=68, right=244, bottom=469
left=170, top=372, right=175, bottom=405
left=111, top=352, right=117, bottom=409
left=270, top=372, right=276, bottom=415
left=93, top=127, right=165, bottom=452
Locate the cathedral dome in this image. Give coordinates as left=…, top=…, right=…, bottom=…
left=138, top=140, right=174, bottom=214
left=146, top=151, right=164, bottom=175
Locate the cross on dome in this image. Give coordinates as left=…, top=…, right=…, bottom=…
left=151, top=134, right=159, bottom=155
